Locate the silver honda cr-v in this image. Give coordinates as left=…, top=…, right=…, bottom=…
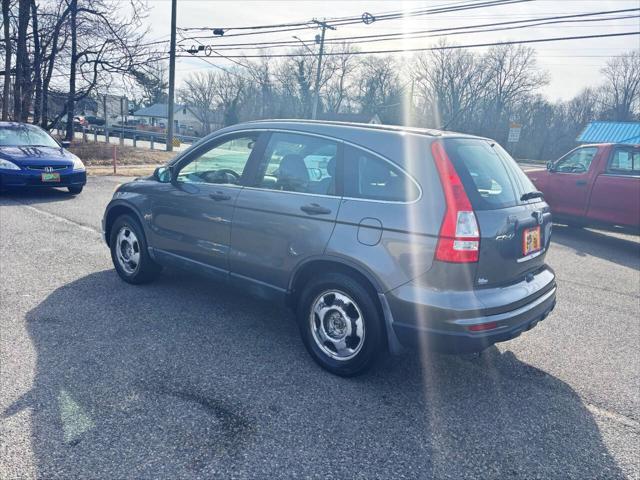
left=102, top=120, right=556, bottom=376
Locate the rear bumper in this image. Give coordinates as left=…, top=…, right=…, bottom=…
left=0, top=170, right=86, bottom=188
left=385, top=267, right=557, bottom=354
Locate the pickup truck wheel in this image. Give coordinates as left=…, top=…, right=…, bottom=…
left=297, top=272, right=384, bottom=376
left=109, top=214, right=161, bottom=284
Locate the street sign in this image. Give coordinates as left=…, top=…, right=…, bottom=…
left=508, top=122, right=522, bottom=143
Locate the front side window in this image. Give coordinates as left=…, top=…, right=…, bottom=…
left=255, top=132, right=338, bottom=195
left=176, top=134, right=257, bottom=185
left=554, top=147, right=597, bottom=174
left=343, top=145, right=418, bottom=202
left=608, top=148, right=640, bottom=174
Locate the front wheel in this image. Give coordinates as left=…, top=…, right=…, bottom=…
left=109, top=214, right=161, bottom=284
left=297, top=272, right=385, bottom=376
left=68, top=185, right=83, bottom=194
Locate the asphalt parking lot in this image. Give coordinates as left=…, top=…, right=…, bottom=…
left=1, top=176, right=638, bottom=479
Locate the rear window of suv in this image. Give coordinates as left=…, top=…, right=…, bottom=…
left=443, top=138, right=530, bottom=210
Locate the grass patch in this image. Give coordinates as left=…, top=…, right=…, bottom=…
left=69, top=141, right=175, bottom=166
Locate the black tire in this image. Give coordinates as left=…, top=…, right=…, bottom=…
left=109, top=214, right=161, bottom=284
left=68, top=185, right=83, bottom=194
left=297, top=272, right=385, bottom=376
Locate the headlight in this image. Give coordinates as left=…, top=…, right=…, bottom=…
left=72, top=156, right=85, bottom=171
left=0, top=159, right=20, bottom=170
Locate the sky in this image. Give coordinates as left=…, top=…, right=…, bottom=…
left=139, top=0, right=640, bottom=101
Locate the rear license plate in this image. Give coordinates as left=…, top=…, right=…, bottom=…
left=41, top=172, right=60, bottom=182
left=523, top=226, right=541, bottom=256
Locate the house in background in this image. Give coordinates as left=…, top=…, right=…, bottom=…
left=577, top=121, right=640, bottom=145
left=317, top=112, right=382, bottom=124
left=132, top=103, right=212, bottom=136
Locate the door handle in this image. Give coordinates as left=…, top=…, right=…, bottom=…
left=300, top=203, right=332, bottom=215
left=575, top=180, right=587, bottom=186
left=209, top=191, right=231, bottom=201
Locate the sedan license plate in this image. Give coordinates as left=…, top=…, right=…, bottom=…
left=523, top=226, right=541, bottom=256
left=41, top=172, right=61, bottom=183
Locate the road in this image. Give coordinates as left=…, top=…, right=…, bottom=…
left=1, top=177, right=638, bottom=479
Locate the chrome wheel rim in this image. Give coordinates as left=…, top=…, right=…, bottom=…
left=115, top=225, right=141, bottom=275
left=309, top=290, right=365, bottom=361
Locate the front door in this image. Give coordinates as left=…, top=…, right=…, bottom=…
left=149, top=133, right=261, bottom=277
left=230, top=132, right=341, bottom=294
left=547, top=146, right=598, bottom=218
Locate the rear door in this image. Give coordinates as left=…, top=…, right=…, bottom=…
left=546, top=146, right=599, bottom=218
left=443, top=138, right=552, bottom=288
left=587, top=146, right=640, bottom=228
left=229, top=131, right=341, bottom=294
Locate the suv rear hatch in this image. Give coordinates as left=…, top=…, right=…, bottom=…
left=435, top=137, right=552, bottom=288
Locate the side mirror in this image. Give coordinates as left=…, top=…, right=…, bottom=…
left=60, top=140, right=71, bottom=148
left=154, top=166, right=172, bottom=183
left=546, top=161, right=554, bottom=172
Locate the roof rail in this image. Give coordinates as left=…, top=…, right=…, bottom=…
left=243, top=118, right=444, bottom=137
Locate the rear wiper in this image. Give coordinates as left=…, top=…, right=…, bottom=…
left=520, top=190, right=544, bottom=201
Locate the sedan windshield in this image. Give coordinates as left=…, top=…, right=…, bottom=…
left=0, top=124, right=60, bottom=148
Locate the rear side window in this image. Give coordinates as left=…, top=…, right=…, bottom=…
left=343, top=145, right=419, bottom=202
left=608, top=148, right=640, bottom=174
left=255, top=132, right=339, bottom=195
left=443, top=138, right=518, bottom=210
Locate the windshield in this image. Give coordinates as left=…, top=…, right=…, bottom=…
left=0, top=125, right=60, bottom=148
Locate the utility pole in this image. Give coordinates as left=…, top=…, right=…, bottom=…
left=311, top=19, right=335, bottom=120
left=166, top=0, right=177, bottom=151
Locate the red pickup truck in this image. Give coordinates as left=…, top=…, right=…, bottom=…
left=527, top=143, right=640, bottom=232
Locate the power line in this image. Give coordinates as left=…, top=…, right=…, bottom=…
left=175, top=0, right=500, bottom=31
left=183, top=10, right=639, bottom=51
left=175, top=31, right=640, bottom=59
left=176, top=0, right=532, bottom=40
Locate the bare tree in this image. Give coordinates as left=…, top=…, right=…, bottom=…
left=413, top=41, right=488, bottom=130
left=132, top=60, right=169, bottom=106
left=274, top=49, right=315, bottom=118
left=599, top=50, right=640, bottom=121
left=178, top=71, right=218, bottom=134
left=14, top=0, right=29, bottom=121
left=356, top=56, right=403, bottom=123
left=1, top=0, right=11, bottom=120
left=322, top=43, right=357, bottom=113
left=213, top=70, right=245, bottom=126
left=55, top=0, right=151, bottom=138
left=480, top=44, right=549, bottom=140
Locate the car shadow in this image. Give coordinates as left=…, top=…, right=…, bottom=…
left=551, top=224, right=640, bottom=271
left=0, top=187, right=77, bottom=206
left=3, top=269, right=625, bottom=478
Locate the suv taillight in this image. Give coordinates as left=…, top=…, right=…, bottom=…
left=432, top=141, right=480, bottom=263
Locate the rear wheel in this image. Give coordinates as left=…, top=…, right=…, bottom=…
left=297, top=272, right=384, bottom=376
left=68, top=185, right=83, bottom=195
left=109, top=214, right=161, bottom=284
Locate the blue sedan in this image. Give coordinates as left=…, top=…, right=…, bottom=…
left=0, top=122, right=86, bottom=194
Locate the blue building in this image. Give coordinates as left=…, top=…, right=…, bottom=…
left=577, top=121, right=640, bottom=145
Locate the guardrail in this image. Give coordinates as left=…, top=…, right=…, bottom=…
left=56, top=124, right=202, bottom=151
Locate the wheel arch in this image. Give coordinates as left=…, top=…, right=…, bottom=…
left=104, top=202, right=147, bottom=248
left=288, top=256, right=384, bottom=302
left=288, top=256, right=402, bottom=354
